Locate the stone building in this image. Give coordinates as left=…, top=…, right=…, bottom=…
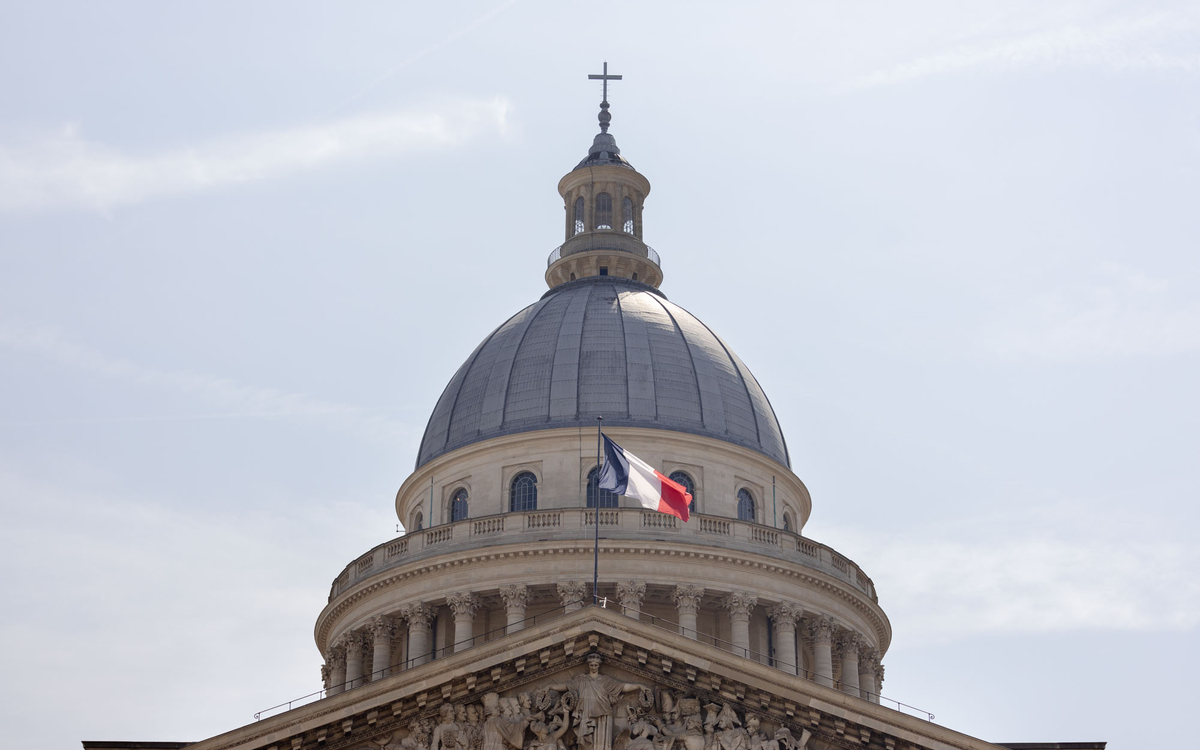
left=84, top=78, right=1102, bottom=750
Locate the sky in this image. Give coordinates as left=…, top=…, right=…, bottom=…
left=1, top=2, right=1198, bottom=748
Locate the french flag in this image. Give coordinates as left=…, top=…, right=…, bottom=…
left=597, top=435, right=692, bottom=522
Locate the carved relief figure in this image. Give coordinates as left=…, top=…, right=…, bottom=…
left=713, top=704, right=748, bottom=750
left=549, top=653, right=651, bottom=750
left=483, top=692, right=533, bottom=750
left=528, top=694, right=572, bottom=750
left=431, top=703, right=463, bottom=750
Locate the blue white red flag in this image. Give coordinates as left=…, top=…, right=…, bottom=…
left=597, top=435, right=691, bottom=522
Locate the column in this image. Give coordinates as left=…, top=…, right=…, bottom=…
left=557, top=581, right=587, bottom=613
left=343, top=632, right=366, bottom=690
left=401, top=602, right=434, bottom=667
left=722, top=592, right=758, bottom=658
left=672, top=585, right=705, bottom=639
left=499, top=584, right=529, bottom=633
left=874, top=663, right=885, bottom=703
left=616, top=581, right=646, bottom=618
left=325, top=645, right=346, bottom=696
left=447, top=591, right=479, bottom=653
left=858, top=648, right=879, bottom=702
left=807, top=615, right=835, bottom=688
left=768, top=602, right=802, bottom=675
left=837, top=631, right=862, bottom=697
left=369, top=615, right=394, bottom=681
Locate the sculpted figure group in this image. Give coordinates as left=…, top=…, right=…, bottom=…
left=388, top=654, right=810, bottom=750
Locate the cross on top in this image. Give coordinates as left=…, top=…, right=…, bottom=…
left=588, top=61, right=622, bottom=104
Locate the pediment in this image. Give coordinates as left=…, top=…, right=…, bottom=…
left=190, top=608, right=1000, bottom=750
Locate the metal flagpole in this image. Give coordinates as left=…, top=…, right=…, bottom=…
left=594, top=416, right=602, bottom=605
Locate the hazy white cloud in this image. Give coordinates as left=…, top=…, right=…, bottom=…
left=822, top=502, right=1200, bottom=643
left=981, top=263, right=1200, bottom=360
left=855, top=10, right=1200, bottom=87
left=0, top=322, right=405, bottom=442
left=0, top=97, right=511, bottom=213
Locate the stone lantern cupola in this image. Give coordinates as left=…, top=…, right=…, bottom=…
left=546, top=74, right=660, bottom=289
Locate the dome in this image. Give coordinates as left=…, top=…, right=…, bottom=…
left=416, top=276, right=790, bottom=468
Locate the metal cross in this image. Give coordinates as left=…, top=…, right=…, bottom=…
left=588, top=61, right=622, bottom=103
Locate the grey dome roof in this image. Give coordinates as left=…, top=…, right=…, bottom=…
left=417, top=277, right=790, bottom=468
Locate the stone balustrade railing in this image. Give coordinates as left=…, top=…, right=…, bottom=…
left=327, top=509, right=877, bottom=604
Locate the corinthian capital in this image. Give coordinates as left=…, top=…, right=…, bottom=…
left=616, top=581, right=646, bottom=610
left=325, top=647, right=345, bottom=668
left=806, top=615, right=835, bottom=644
left=400, top=601, right=435, bottom=629
left=858, top=648, right=879, bottom=675
left=370, top=615, right=395, bottom=639
left=342, top=631, right=367, bottom=653
left=499, top=584, right=529, bottom=611
left=557, top=581, right=587, bottom=609
left=768, top=601, right=803, bottom=629
left=672, top=584, right=705, bottom=614
left=836, top=630, right=863, bottom=657
left=722, top=592, right=758, bottom=618
left=446, top=591, right=480, bottom=620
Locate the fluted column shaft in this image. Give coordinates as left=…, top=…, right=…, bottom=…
left=500, top=585, right=529, bottom=633
left=769, top=602, right=802, bottom=675
left=447, top=592, right=479, bottom=653
left=344, top=632, right=366, bottom=690
left=808, top=616, right=835, bottom=688
left=370, top=616, right=394, bottom=681
left=672, top=585, right=704, bottom=639
left=859, top=649, right=879, bottom=701
left=838, top=632, right=861, bottom=696
left=326, top=648, right=346, bottom=696
left=723, top=592, right=758, bottom=657
left=402, top=602, right=434, bottom=667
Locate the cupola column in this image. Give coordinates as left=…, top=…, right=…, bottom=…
left=672, top=585, right=705, bottom=639
left=858, top=648, right=879, bottom=701
left=447, top=592, right=480, bottom=653
left=343, top=632, right=366, bottom=690
left=499, top=584, right=529, bottom=633
left=557, top=581, right=587, bottom=613
left=401, top=602, right=434, bottom=667
left=807, top=616, right=836, bottom=688
left=325, top=645, right=346, bottom=696
left=617, top=581, right=646, bottom=618
left=369, top=615, right=395, bottom=681
left=768, top=602, right=803, bottom=675
left=722, top=592, right=758, bottom=658
left=837, top=631, right=862, bottom=696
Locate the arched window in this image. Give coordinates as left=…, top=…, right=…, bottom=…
left=631, top=272, right=638, bottom=282
left=737, top=488, right=755, bottom=522
left=413, top=511, right=424, bottom=531
left=450, top=488, right=469, bottom=522
left=587, top=467, right=619, bottom=508
left=668, top=471, right=696, bottom=513
left=510, top=471, right=538, bottom=512
left=622, top=197, right=634, bottom=233
left=782, top=512, right=792, bottom=532
left=574, top=197, right=585, bottom=236
left=595, top=193, right=612, bottom=230
left=569, top=272, right=576, bottom=281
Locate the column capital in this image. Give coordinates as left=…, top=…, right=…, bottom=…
left=806, top=615, right=835, bottom=644
left=499, top=584, right=529, bottom=610
left=446, top=591, right=480, bottom=620
left=672, top=584, right=705, bottom=614
left=858, top=648, right=879, bottom=675
left=325, top=647, right=345, bottom=668
left=616, top=581, right=646, bottom=610
left=722, top=591, right=758, bottom=618
left=874, top=662, right=885, bottom=686
left=370, top=615, right=395, bottom=639
left=400, top=601, right=435, bottom=629
left=768, top=601, right=803, bottom=628
left=835, top=630, right=863, bottom=656
left=320, top=663, right=331, bottom=684
left=557, top=581, right=587, bottom=609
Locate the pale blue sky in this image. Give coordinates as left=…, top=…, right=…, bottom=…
left=2, top=2, right=1198, bottom=748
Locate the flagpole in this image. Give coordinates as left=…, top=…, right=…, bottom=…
left=594, top=417, right=602, bottom=605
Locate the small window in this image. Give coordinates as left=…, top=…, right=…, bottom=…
left=510, top=471, right=538, bottom=512
left=587, top=467, right=620, bottom=508
left=737, top=488, right=755, bottom=522
left=574, top=197, right=585, bottom=236
left=668, top=471, right=696, bottom=513
left=599, top=267, right=608, bottom=276
left=450, top=488, right=469, bottom=522
left=782, top=512, right=792, bottom=532
left=413, top=511, right=424, bottom=531
left=622, top=197, right=634, bottom=233
left=570, top=272, right=576, bottom=281
left=631, top=272, right=638, bottom=282
left=595, top=193, right=612, bottom=230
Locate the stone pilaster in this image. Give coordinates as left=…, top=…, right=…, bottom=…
left=768, top=601, right=803, bottom=675
left=616, top=580, right=646, bottom=618
left=836, top=631, right=862, bottom=696
left=672, top=584, right=705, bottom=639
left=499, top=584, right=529, bottom=633
left=807, top=615, right=835, bottom=688
left=325, top=645, right=346, bottom=696
left=369, top=615, right=395, bottom=682
left=557, top=581, right=587, bottom=613
left=858, top=648, right=879, bottom=702
left=343, top=631, right=367, bottom=690
left=446, top=591, right=479, bottom=653
left=722, top=592, right=758, bottom=657
left=401, top=602, right=435, bottom=667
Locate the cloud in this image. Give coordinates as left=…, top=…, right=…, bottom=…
left=821, top=502, right=1200, bottom=643
left=0, top=97, right=511, bottom=213
left=981, top=263, right=1200, bottom=360
left=0, top=322, right=405, bottom=442
left=855, top=10, right=1200, bottom=87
